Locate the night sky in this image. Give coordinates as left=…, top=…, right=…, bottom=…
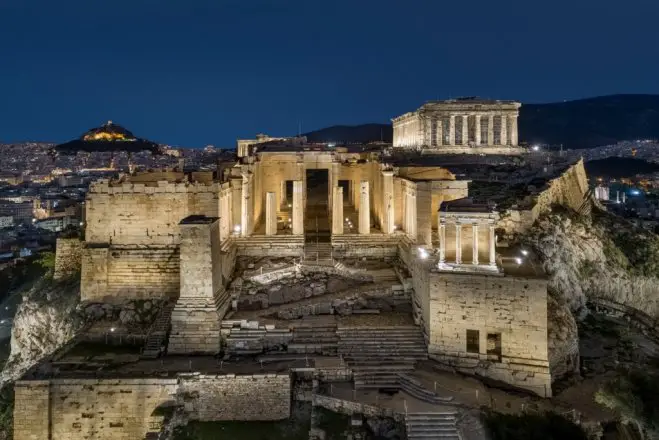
left=1, top=0, right=658, bottom=147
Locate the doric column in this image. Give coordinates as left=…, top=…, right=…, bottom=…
left=330, top=162, right=340, bottom=211
left=448, top=115, right=456, bottom=145
left=461, top=115, right=469, bottom=145
left=455, top=223, right=462, bottom=264
left=240, top=174, right=250, bottom=237
left=359, top=180, right=370, bottom=235
left=332, top=186, right=343, bottom=235
left=280, top=180, right=287, bottom=208
left=405, top=188, right=417, bottom=239
left=382, top=170, right=395, bottom=234
left=472, top=224, right=479, bottom=265
left=489, top=224, right=496, bottom=266
left=487, top=114, right=494, bottom=146
left=510, top=115, right=518, bottom=146
left=436, top=116, right=443, bottom=146
left=292, top=180, right=304, bottom=235
left=474, top=114, right=482, bottom=145
left=265, top=192, right=277, bottom=236
left=500, top=114, right=508, bottom=146
left=439, top=221, right=446, bottom=264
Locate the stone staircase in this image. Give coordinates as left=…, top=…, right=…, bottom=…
left=406, top=412, right=461, bottom=439
left=141, top=302, right=175, bottom=359
left=303, top=242, right=333, bottom=265
left=288, top=324, right=338, bottom=355
left=337, top=326, right=427, bottom=389
left=397, top=374, right=454, bottom=404
left=368, top=267, right=399, bottom=283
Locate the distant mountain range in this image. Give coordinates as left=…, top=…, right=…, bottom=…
left=303, top=94, right=659, bottom=149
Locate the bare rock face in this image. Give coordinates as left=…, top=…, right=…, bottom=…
left=547, top=293, right=580, bottom=381
left=1, top=279, right=83, bottom=386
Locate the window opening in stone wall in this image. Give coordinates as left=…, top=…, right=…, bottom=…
left=466, top=329, right=479, bottom=353
left=487, top=332, right=502, bottom=362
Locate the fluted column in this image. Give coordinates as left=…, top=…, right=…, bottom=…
left=359, top=181, right=370, bottom=235
left=472, top=224, right=479, bottom=265
left=332, top=186, right=343, bottom=235
left=382, top=170, right=395, bottom=234
left=292, top=180, right=304, bottom=235
left=474, top=114, right=482, bottom=146
left=240, top=174, right=250, bottom=237
left=439, top=221, right=446, bottom=264
left=488, top=114, right=494, bottom=146
left=461, top=115, right=469, bottom=145
left=500, top=114, right=508, bottom=146
left=265, top=192, right=277, bottom=236
left=510, top=115, right=518, bottom=146
left=455, top=223, right=462, bottom=264
left=448, top=115, right=456, bottom=145
left=436, top=116, right=443, bottom=146
left=489, top=225, right=496, bottom=266
left=280, top=180, right=287, bottom=208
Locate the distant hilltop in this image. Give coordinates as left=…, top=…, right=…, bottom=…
left=303, top=94, right=659, bottom=149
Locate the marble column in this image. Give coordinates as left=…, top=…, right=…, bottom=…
left=265, top=192, right=277, bottom=235
left=280, top=180, right=287, bottom=208
left=461, top=115, right=469, bottom=145
left=332, top=186, right=343, bottom=235
left=439, top=221, right=446, bottom=264
left=474, top=115, right=482, bottom=146
left=382, top=170, right=395, bottom=234
left=292, top=180, right=304, bottom=235
left=510, top=115, right=518, bottom=146
left=472, top=224, right=479, bottom=265
left=330, top=162, right=340, bottom=211
left=405, top=189, right=417, bottom=239
left=436, top=116, right=443, bottom=146
left=240, top=174, right=250, bottom=237
left=448, top=115, right=456, bottom=145
left=359, top=181, right=370, bottom=235
left=489, top=225, right=496, bottom=266
left=455, top=223, right=462, bottom=264
left=500, top=114, right=508, bottom=146
left=488, top=114, right=494, bottom=146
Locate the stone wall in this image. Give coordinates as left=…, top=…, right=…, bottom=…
left=178, top=373, right=291, bottom=421
left=427, top=272, right=551, bottom=396
left=234, top=236, right=305, bottom=257
left=332, top=235, right=400, bottom=258
left=54, top=238, right=83, bottom=280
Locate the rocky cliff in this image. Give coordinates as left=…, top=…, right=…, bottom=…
left=0, top=278, right=83, bottom=386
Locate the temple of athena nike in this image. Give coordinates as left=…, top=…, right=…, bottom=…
left=13, top=98, right=592, bottom=439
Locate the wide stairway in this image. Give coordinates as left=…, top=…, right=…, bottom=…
left=337, top=326, right=427, bottom=389
left=303, top=242, right=333, bottom=265
left=406, top=412, right=461, bottom=439
left=288, top=324, right=338, bottom=355
left=141, top=302, right=175, bottom=359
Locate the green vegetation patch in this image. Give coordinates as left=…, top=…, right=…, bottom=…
left=483, top=411, right=588, bottom=440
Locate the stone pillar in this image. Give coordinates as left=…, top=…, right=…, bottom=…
left=439, top=221, right=446, bottom=264
left=448, top=115, right=456, bottom=145
left=230, top=177, right=242, bottom=233
left=489, top=225, right=496, bottom=266
left=292, top=180, right=304, bottom=235
left=405, top=189, right=417, bottom=240
left=240, top=174, right=250, bottom=237
left=500, top=114, right=508, bottom=146
left=332, top=186, right=344, bottom=235
left=455, top=223, right=462, bottom=264
left=382, top=171, right=395, bottom=234
left=168, top=216, right=224, bottom=354
left=461, top=115, right=469, bottom=145
left=280, top=180, right=287, bottom=208
left=488, top=114, right=494, bottom=146
left=415, top=181, right=432, bottom=246
left=330, top=162, right=340, bottom=210
left=265, top=192, right=277, bottom=236
left=359, top=180, right=370, bottom=235
left=436, top=116, right=443, bottom=146
left=474, top=114, right=482, bottom=146
left=472, top=224, right=479, bottom=265
left=510, top=115, right=518, bottom=146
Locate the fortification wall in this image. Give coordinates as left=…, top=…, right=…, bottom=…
left=80, top=245, right=180, bottom=302
left=427, top=272, right=551, bottom=396
left=179, top=373, right=291, bottom=421
left=54, top=238, right=83, bottom=280
left=85, top=180, right=220, bottom=246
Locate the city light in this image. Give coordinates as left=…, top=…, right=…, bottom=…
left=521, top=249, right=529, bottom=256
left=532, top=145, right=540, bottom=152
left=110, top=327, right=116, bottom=332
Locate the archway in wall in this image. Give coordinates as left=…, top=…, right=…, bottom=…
left=305, top=169, right=330, bottom=242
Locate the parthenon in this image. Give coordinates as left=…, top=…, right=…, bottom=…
left=392, top=98, right=521, bottom=152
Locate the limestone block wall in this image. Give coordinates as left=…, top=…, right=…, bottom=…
left=85, top=180, right=220, bottom=246
left=332, top=235, right=400, bottom=258
left=14, top=379, right=178, bottom=440
left=427, top=272, right=551, bottom=396
left=234, top=236, right=304, bottom=257
left=178, top=374, right=291, bottom=421
left=80, top=245, right=180, bottom=302
left=532, top=159, right=589, bottom=219
left=54, top=238, right=83, bottom=280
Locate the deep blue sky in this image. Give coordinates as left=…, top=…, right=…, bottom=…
left=1, top=0, right=659, bottom=147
